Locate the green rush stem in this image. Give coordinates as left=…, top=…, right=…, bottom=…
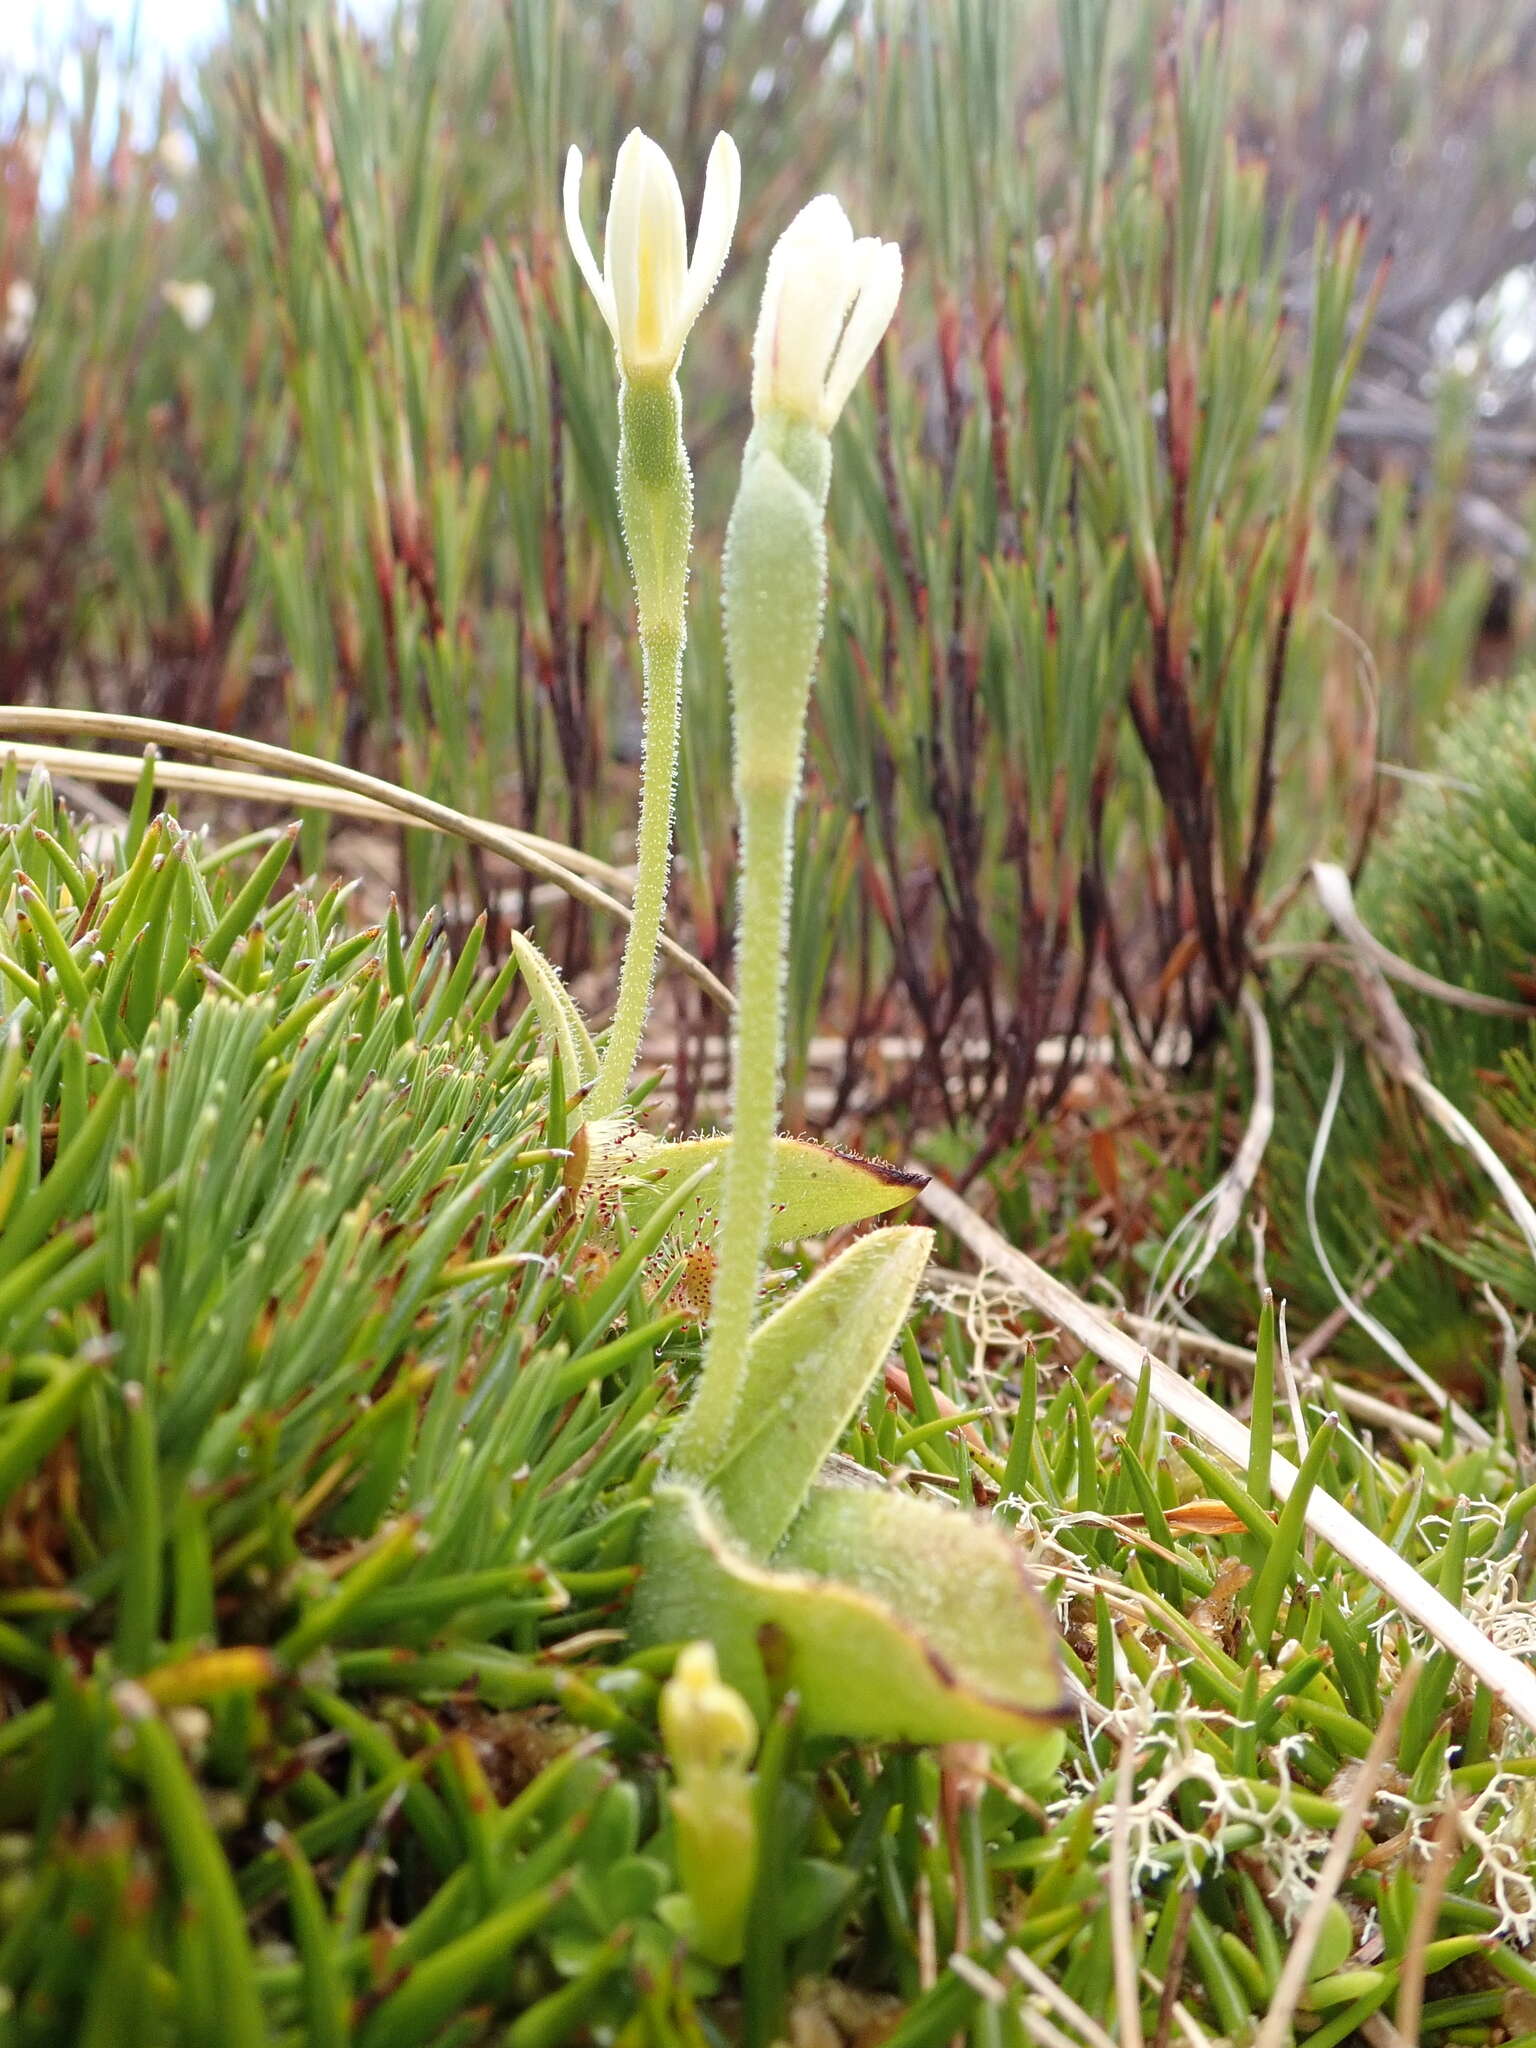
left=670, top=775, right=795, bottom=1480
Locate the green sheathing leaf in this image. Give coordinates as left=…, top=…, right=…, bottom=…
left=508, top=930, right=599, bottom=1094
left=709, top=1225, right=935, bottom=1552
left=633, top=1484, right=1069, bottom=1748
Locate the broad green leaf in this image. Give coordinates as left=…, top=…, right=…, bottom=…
left=619, top=1131, right=923, bottom=1244
left=508, top=931, right=598, bottom=1094
left=634, top=1484, right=1070, bottom=1750
left=709, top=1225, right=935, bottom=1552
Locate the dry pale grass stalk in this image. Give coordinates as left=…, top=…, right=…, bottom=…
left=918, top=1177, right=1536, bottom=1739
left=1149, top=986, right=1274, bottom=1315
left=1002, top=1942, right=1120, bottom=2048
left=1315, top=862, right=1536, bottom=1273
left=1304, top=859, right=1534, bottom=1019
left=1304, top=1050, right=1492, bottom=1445
left=1161, top=2000, right=1216, bottom=2048
left=1012, top=2010, right=1090, bottom=2048
left=1109, top=1309, right=1441, bottom=1445
left=1482, top=1281, right=1536, bottom=1482
left=1148, top=1886, right=1199, bottom=2048
left=1110, top=1733, right=1147, bottom=2048
left=1359, top=2012, right=1411, bottom=2048
left=1250, top=1666, right=1417, bottom=2048
left=0, top=713, right=733, bottom=1009
left=1393, top=1803, right=1462, bottom=2044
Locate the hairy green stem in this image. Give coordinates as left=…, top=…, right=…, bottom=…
left=670, top=776, right=796, bottom=1478
left=587, top=374, right=691, bottom=1123
left=670, top=415, right=831, bottom=1482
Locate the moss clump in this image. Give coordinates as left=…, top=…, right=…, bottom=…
left=1361, top=669, right=1536, bottom=1032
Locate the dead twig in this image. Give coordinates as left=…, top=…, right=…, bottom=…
left=1002, top=1943, right=1120, bottom=2048
left=1303, top=1048, right=1490, bottom=1446
left=1483, top=1282, right=1535, bottom=1484
left=1394, top=1803, right=1462, bottom=2046
left=1110, top=1732, right=1146, bottom=2048
left=1148, top=1884, right=1198, bottom=2048
left=1314, top=858, right=1536, bottom=1303
left=1307, top=861, right=1534, bottom=1020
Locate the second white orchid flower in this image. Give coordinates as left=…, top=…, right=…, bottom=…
left=674, top=193, right=902, bottom=1480
left=751, top=193, right=903, bottom=431
left=564, top=129, right=740, bottom=384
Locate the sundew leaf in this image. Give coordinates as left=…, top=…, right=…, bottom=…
left=621, top=1130, right=924, bottom=1245
left=708, top=1224, right=935, bottom=1552
left=634, top=1483, right=1070, bottom=1749
left=509, top=930, right=599, bottom=1093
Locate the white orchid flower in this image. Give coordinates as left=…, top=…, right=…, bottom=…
left=3, top=280, right=37, bottom=352
left=564, top=129, right=740, bottom=382
left=751, top=194, right=902, bottom=432
left=162, top=280, right=216, bottom=334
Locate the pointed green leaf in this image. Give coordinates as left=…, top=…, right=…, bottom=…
left=634, top=1484, right=1070, bottom=1749
left=709, top=1225, right=935, bottom=1552
left=622, top=1131, right=924, bottom=1245
left=508, top=931, right=598, bottom=1093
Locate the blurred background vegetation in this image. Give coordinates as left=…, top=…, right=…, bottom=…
left=4, top=0, right=1536, bottom=1290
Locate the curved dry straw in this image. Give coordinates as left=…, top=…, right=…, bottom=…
left=922, top=1174, right=1536, bottom=1742
left=0, top=708, right=732, bottom=1013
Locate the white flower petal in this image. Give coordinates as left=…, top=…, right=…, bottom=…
left=607, top=129, right=688, bottom=376
left=752, top=194, right=857, bottom=422
left=602, top=130, right=645, bottom=283
left=640, top=141, right=689, bottom=358
left=749, top=237, right=792, bottom=418
left=603, top=134, right=647, bottom=362
left=563, top=144, right=617, bottom=341
left=567, top=128, right=739, bottom=380
left=820, top=240, right=902, bottom=427
left=673, top=132, right=741, bottom=350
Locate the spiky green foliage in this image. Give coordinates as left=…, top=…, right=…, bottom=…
left=0, top=765, right=693, bottom=2040
left=0, top=769, right=1531, bottom=2044
left=1361, top=671, right=1536, bottom=1025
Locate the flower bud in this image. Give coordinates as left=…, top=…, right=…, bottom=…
left=660, top=1641, right=759, bottom=1967
left=660, top=1640, right=757, bottom=1776
left=3, top=280, right=36, bottom=353
left=751, top=194, right=902, bottom=432
left=722, top=415, right=830, bottom=794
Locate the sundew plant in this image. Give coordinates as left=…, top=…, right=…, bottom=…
left=1, top=3, right=1536, bottom=2046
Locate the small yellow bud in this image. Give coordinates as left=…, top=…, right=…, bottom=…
left=659, top=1641, right=759, bottom=1968
left=660, top=1639, right=757, bottom=1777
